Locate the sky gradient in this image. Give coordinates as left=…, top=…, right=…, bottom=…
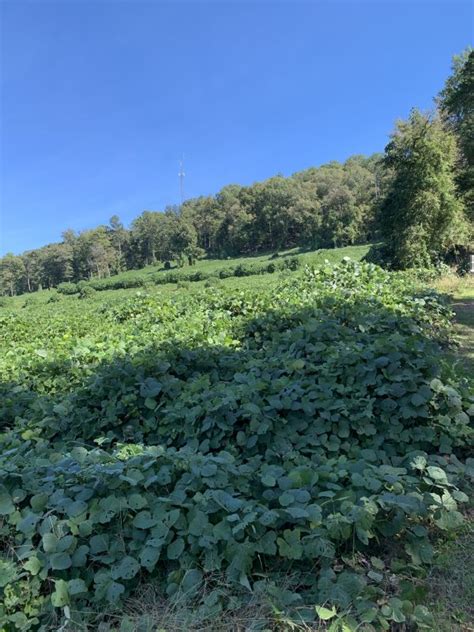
left=1, top=0, right=472, bottom=255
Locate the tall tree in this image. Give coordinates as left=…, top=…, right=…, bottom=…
left=438, top=48, right=474, bottom=221
left=108, top=215, right=128, bottom=270
left=21, top=250, right=41, bottom=292
left=0, top=254, right=25, bottom=296
left=379, top=109, right=468, bottom=269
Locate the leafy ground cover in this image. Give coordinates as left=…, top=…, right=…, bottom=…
left=426, top=275, right=474, bottom=631
left=0, top=259, right=472, bottom=631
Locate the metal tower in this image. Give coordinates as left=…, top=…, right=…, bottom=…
left=178, top=156, right=185, bottom=204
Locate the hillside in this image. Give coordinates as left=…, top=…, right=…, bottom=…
left=2, top=243, right=371, bottom=305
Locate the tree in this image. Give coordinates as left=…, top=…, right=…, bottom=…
left=108, top=215, right=129, bottom=271
left=379, top=109, right=468, bottom=269
left=130, top=211, right=165, bottom=266
left=167, top=215, right=203, bottom=264
left=38, top=243, right=73, bottom=288
left=22, top=250, right=42, bottom=292
left=0, top=254, right=25, bottom=296
left=438, top=48, right=474, bottom=221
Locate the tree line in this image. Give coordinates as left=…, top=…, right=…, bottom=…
left=1, top=49, right=472, bottom=296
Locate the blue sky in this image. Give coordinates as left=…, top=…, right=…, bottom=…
left=1, top=1, right=472, bottom=255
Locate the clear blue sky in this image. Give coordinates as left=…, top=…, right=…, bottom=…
left=1, top=1, right=472, bottom=255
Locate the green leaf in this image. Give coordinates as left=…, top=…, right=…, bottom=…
left=68, top=578, right=88, bottom=595
left=30, top=493, right=49, bottom=512
left=128, top=493, right=148, bottom=510
left=106, top=581, right=125, bottom=603
left=434, top=509, right=464, bottom=531
left=66, top=500, right=88, bottom=518
left=51, top=579, right=69, bottom=607
left=24, top=556, right=42, bottom=575
left=133, top=510, right=157, bottom=529
left=426, top=466, right=448, bottom=485
left=167, top=537, right=185, bottom=560
left=140, top=378, right=162, bottom=398
left=17, top=513, right=39, bottom=534
left=181, top=569, right=203, bottom=593
left=315, top=605, right=337, bottom=621
left=0, top=493, right=15, bottom=515
left=261, top=474, right=276, bottom=487
left=278, top=491, right=294, bottom=507
left=0, top=560, right=18, bottom=587
left=139, top=546, right=161, bottom=570
left=42, top=533, right=59, bottom=553
left=50, top=553, right=72, bottom=570
left=144, top=397, right=157, bottom=410
left=111, top=556, right=140, bottom=580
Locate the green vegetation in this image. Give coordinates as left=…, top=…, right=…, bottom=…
left=0, top=259, right=472, bottom=630
left=439, top=48, right=474, bottom=222
left=375, top=109, right=468, bottom=269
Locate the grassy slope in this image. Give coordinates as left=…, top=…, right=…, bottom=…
left=99, top=244, right=371, bottom=283
left=6, top=243, right=370, bottom=309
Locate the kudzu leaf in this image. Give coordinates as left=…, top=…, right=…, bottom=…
left=139, top=546, right=161, bottom=570
left=65, top=500, right=88, bottom=518
left=51, top=580, right=69, bottom=607
left=133, top=511, right=157, bottom=529
left=68, top=578, right=88, bottom=595
left=50, top=553, right=72, bottom=570
left=42, top=533, right=59, bottom=553
left=167, top=537, right=185, bottom=560
left=315, top=605, right=337, bottom=620
left=140, top=378, right=162, bottom=398
left=111, top=556, right=140, bottom=580
left=24, top=556, right=42, bottom=575
left=106, top=581, right=125, bottom=602
left=144, top=397, right=157, bottom=410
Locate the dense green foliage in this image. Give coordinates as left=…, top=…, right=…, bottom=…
left=375, top=109, right=468, bottom=269
left=0, top=260, right=472, bottom=630
left=439, top=48, right=474, bottom=222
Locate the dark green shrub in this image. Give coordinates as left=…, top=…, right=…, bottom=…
left=57, top=282, right=78, bottom=295
left=188, top=271, right=209, bottom=282
left=283, top=256, right=300, bottom=271
left=22, top=296, right=38, bottom=308
left=79, top=286, right=97, bottom=299
left=234, top=263, right=255, bottom=277
left=204, top=277, right=221, bottom=288
left=164, top=261, right=171, bottom=270
left=219, top=267, right=235, bottom=279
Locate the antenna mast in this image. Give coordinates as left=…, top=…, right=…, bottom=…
left=178, top=155, right=185, bottom=205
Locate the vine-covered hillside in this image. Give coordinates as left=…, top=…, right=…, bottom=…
left=0, top=260, right=472, bottom=630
